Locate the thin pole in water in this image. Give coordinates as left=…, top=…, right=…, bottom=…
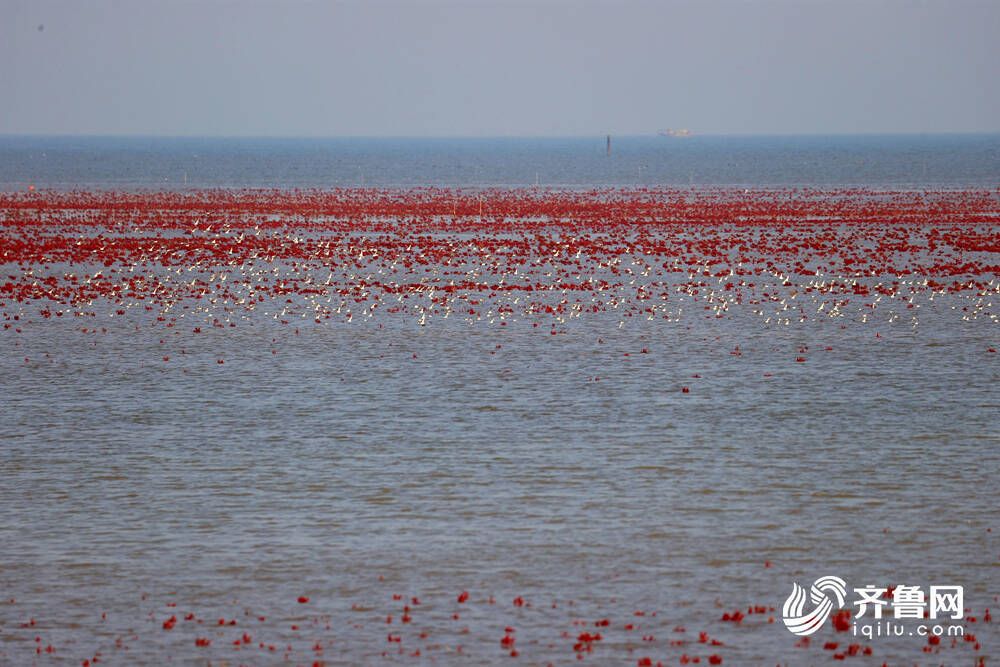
left=606, top=135, right=610, bottom=155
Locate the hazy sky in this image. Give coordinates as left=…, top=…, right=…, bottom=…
left=2, top=0, right=998, bottom=136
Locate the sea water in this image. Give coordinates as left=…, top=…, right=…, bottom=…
left=2, top=133, right=999, bottom=190
left=1, top=135, right=998, bottom=665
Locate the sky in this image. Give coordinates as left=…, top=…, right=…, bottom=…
left=1, top=0, right=998, bottom=137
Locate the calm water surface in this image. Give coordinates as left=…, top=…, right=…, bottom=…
left=2, top=133, right=999, bottom=189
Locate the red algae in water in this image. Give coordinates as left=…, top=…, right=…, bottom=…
left=2, top=187, right=998, bottom=665
left=1, top=187, right=997, bottom=332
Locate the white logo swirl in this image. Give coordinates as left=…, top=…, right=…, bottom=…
left=782, top=575, right=848, bottom=636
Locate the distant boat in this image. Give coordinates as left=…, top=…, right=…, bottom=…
left=658, top=128, right=692, bottom=138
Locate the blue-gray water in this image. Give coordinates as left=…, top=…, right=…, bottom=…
left=2, top=133, right=1000, bottom=189
left=1, top=135, right=998, bottom=665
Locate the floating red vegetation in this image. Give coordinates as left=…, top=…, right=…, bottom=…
left=830, top=610, right=852, bottom=632
left=10, top=581, right=993, bottom=663
left=1, top=187, right=997, bottom=334
left=3, top=187, right=998, bottom=662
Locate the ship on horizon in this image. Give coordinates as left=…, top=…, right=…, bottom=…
left=658, top=128, right=692, bottom=137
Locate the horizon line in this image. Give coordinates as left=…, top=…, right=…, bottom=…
left=3, top=131, right=999, bottom=140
